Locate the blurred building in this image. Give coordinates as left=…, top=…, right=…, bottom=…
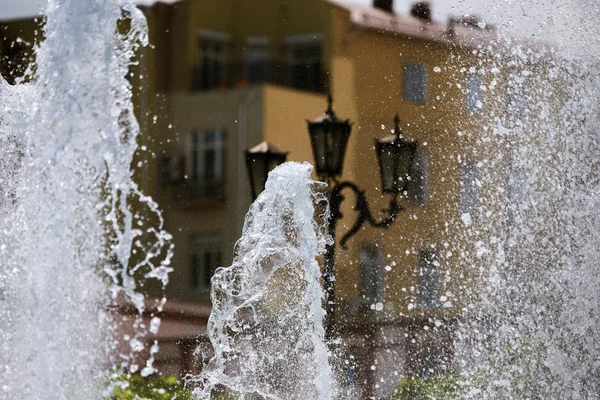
left=134, top=1, right=504, bottom=397
left=0, top=0, right=504, bottom=398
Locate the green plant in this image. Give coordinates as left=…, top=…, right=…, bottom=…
left=391, top=337, right=558, bottom=400
left=391, top=375, right=463, bottom=400
left=108, top=372, right=192, bottom=400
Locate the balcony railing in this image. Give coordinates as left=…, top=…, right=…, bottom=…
left=191, top=62, right=327, bottom=94
left=158, top=155, right=226, bottom=208
left=171, top=180, right=226, bottom=206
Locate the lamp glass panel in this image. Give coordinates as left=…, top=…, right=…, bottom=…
left=378, top=143, right=396, bottom=192
left=249, top=155, right=268, bottom=198
left=335, top=126, right=351, bottom=175
left=325, top=125, right=339, bottom=173
left=327, top=124, right=351, bottom=176
left=267, top=154, right=286, bottom=172
left=309, top=125, right=327, bottom=174
left=395, top=145, right=415, bottom=192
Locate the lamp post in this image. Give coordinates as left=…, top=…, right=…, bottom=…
left=244, top=97, right=418, bottom=341
left=307, top=97, right=418, bottom=340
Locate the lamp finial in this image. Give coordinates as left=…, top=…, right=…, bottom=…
left=393, top=114, right=402, bottom=137
left=326, top=94, right=333, bottom=115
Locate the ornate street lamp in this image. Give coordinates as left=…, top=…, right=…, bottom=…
left=307, top=95, right=352, bottom=182
left=245, top=141, right=288, bottom=200
left=376, top=114, right=418, bottom=194
left=243, top=98, right=418, bottom=340
left=306, top=99, right=418, bottom=339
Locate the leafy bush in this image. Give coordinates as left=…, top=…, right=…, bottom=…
left=108, top=372, right=192, bottom=400
left=391, top=375, right=463, bottom=400
left=391, top=337, right=556, bottom=399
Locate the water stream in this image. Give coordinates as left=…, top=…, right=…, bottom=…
left=0, top=0, right=171, bottom=398
left=0, top=0, right=599, bottom=399
left=190, top=162, right=333, bottom=400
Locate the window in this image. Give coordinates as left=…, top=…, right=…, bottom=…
left=506, top=71, right=529, bottom=124
left=403, top=62, right=428, bottom=103
left=404, top=152, right=428, bottom=205
left=466, top=73, right=483, bottom=112
left=158, top=152, right=184, bottom=185
left=418, top=249, right=439, bottom=309
left=195, top=30, right=229, bottom=90
left=187, top=130, right=226, bottom=197
left=287, top=34, right=323, bottom=92
left=508, top=158, right=526, bottom=204
left=245, top=37, right=269, bottom=84
left=360, top=243, right=383, bottom=305
left=460, top=159, right=478, bottom=215
left=343, top=356, right=358, bottom=385
left=190, top=236, right=221, bottom=291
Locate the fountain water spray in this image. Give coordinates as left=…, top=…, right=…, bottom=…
left=0, top=0, right=171, bottom=398
left=191, top=162, right=333, bottom=400
left=1, top=0, right=599, bottom=398
left=448, top=16, right=600, bottom=399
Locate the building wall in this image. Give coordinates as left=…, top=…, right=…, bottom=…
left=143, top=0, right=507, bottom=386
left=144, top=0, right=340, bottom=304
left=263, top=85, right=327, bottom=165
left=0, top=0, right=518, bottom=389
left=321, top=7, right=509, bottom=393
left=156, top=88, right=264, bottom=303
left=162, top=0, right=333, bottom=93
left=325, top=6, right=465, bottom=319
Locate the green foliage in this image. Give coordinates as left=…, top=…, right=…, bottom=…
left=391, top=337, right=557, bottom=400
left=391, top=375, right=463, bottom=400
left=473, top=337, right=557, bottom=398
left=108, top=372, right=192, bottom=400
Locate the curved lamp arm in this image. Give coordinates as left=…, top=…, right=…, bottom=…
left=329, top=181, right=402, bottom=249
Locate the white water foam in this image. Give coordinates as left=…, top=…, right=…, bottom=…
left=191, top=162, right=333, bottom=400
left=0, top=0, right=171, bottom=398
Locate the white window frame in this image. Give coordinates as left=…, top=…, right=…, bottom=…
left=360, top=243, right=383, bottom=305
left=403, top=62, right=428, bottom=103
left=284, top=33, right=322, bottom=46
left=466, top=73, right=484, bottom=113
left=418, top=249, right=439, bottom=309
left=187, top=130, right=225, bottom=192
left=404, top=151, right=429, bottom=205
left=459, top=158, right=479, bottom=215
left=506, top=69, right=529, bottom=124
left=245, top=36, right=270, bottom=83
left=190, top=236, right=221, bottom=291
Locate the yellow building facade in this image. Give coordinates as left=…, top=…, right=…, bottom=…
left=134, top=1, right=502, bottom=396
left=0, top=0, right=506, bottom=397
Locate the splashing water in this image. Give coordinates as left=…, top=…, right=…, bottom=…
left=191, top=162, right=333, bottom=400
left=1, top=0, right=599, bottom=398
left=448, top=11, right=600, bottom=399
left=0, top=0, right=171, bottom=398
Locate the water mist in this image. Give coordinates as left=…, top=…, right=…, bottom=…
left=0, top=0, right=171, bottom=398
